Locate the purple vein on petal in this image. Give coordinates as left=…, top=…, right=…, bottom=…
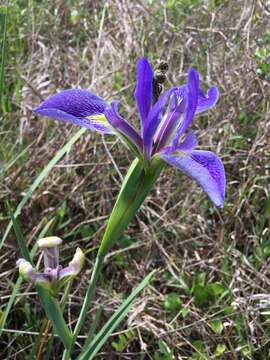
left=104, top=102, right=143, bottom=152
left=172, top=68, right=199, bottom=149
left=143, top=88, right=176, bottom=160
left=134, top=57, right=153, bottom=134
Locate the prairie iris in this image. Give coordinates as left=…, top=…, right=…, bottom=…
left=34, top=58, right=225, bottom=207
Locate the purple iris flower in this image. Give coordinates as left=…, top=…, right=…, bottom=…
left=33, top=58, right=225, bottom=207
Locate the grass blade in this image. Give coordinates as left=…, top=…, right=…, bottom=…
left=78, top=270, right=155, bottom=360
left=1, top=127, right=86, bottom=250
left=0, top=144, right=30, bottom=177
left=0, top=6, right=7, bottom=102
left=10, top=211, right=31, bottom=261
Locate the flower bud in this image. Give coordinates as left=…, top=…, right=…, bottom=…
left=37, top=236, right=62, bottom=249
left=37, top=237, right=62, bottom=269
left=16, top=259, right=35, bottom=280
left=69, top=247, right=85, bottom=274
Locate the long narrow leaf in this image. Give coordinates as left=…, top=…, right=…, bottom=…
left=0, top=7, right=7, bottom=101
left=78, top=271, right=155, bottom=360
left=10, top=211, right=31, bottom=261
left=1, top=127, right=86, bottom=250
left=0, top=276, right=23, bottom=330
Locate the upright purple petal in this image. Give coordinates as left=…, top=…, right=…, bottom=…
left=134, top=58, right=153, bottom=132
left=197, top=86, right=219, bottom=113
left=172, top=68, right=199, bottom=148
left=104, top=102, right=143, bottom=153
left=143, top=88, right=176, bottom=160
left=33, top=89, right=113, bottom=134
left=154, top=96, right=186, bottom=152
left=160, top=150, right=225, bottom=207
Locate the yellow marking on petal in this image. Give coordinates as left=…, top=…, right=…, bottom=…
left=87, top=114, right=110, bottom=125
left=37, top=236, right=62, bottom=249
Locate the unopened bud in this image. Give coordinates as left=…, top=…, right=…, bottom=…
left=69, top=248, right=85, bottom=274
left=17, top=259, right=35, bottom=280
left=37, top=236, right=62, bottom=249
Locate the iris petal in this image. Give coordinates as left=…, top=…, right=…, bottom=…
left=33, top=89, right=113, bottom=134
left=59, top=248, right=85, bottom=280
left=143, top=88, right=176, bottom=160
left=160, top=150, right=225, bottom=207
left=197, top=86, right=219, bottom=113
left=104, top=102, right=143, bottom=153
left=134, top=57, right=153, bottom=132
left=177, top=83, right=219, bottom=114
left=35, top=89, right=107, bottom=117
left=172, top=68, right=199, bottom=148
left=177, top=131, right=198, bottom=152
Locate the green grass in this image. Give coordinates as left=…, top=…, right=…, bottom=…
left=1, top=0, right=270, bottom=359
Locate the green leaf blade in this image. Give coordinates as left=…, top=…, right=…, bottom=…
left=78, top=271, right=155, bottom=360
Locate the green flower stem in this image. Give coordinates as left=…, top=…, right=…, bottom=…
left=62, top=157, right=164, bottom=359
left=37, top=287, right=73, bottom=350
left=98, top=157, right=164, bottom=257
left=62, top=255, right=103, bottom=360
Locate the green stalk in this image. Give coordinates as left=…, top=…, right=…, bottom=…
left=62, top=157, right=164, bottom=359
left=98, top=157, right=164, bottom=257
left=62, top=255, right=102, bottom=360
left=37, top=287, right=73, bottom=350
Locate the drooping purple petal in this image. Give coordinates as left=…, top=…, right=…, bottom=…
left=134, top=58, right=153, bottom=132
left=143, top=88, right=176, bottom=160
left=33, top=89, right=114, bottom=134
left=172, top=68, right=199, bottom=148
left=160, top=150, right=225, bottom=207
left=197, top=86, right=219, bottom=113
left=59, top=265, right=75, bottom=279
left=104, top=102, right=143, bottom=153
left=35, top=89, right=107, bottom=117
left=177, top=131, right=198, bottom=152
left=156, top=131, right=197, bottom=155
left=34, top=108, right=114, bottom=134
left=177, top=83, right=219, bottom=114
